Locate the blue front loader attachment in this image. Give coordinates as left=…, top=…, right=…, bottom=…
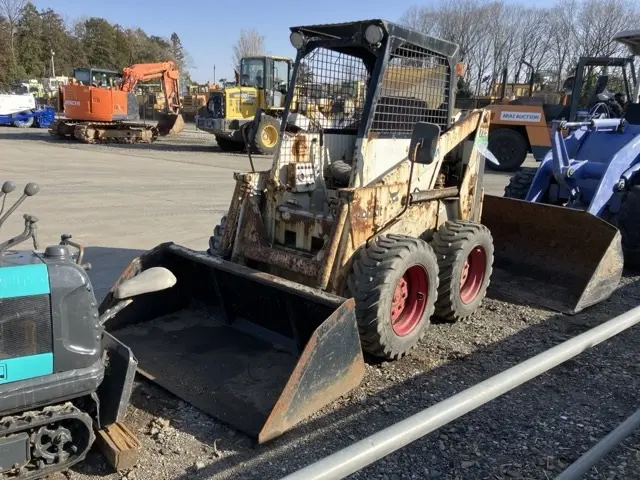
left=482, top=118, right=634, bottom=314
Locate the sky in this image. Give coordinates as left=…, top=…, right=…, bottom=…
left=31, top=0, right=551, bottom=83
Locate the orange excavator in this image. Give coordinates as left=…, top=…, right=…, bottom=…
left=50, top=61, right=184, bottom=144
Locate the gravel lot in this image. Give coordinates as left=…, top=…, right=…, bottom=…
left=1, top=125, right=639, bottom=480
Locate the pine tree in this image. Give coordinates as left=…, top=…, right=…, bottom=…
left=169, top=32, right=185, bottom=68
left=16, top=2, right=45, bottom=77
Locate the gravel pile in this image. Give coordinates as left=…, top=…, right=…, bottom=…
left=52, top=272, right=640, bottom=480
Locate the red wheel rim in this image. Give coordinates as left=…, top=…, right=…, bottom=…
left=390, top=265, right=429, bottom=336
left=460, top=246, right=487, bottom=304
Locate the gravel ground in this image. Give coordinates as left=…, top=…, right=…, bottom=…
left=56, top=272, right=640, bottom=480
left=2, top=126, right=638, bottom=480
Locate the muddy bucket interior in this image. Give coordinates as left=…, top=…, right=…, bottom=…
left=482, top=195, right=623, bottom=314
left=156, top=113, right=184, bottom=136
left=99, top=243, right=364, bottom=443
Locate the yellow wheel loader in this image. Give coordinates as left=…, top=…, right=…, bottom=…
left=195, top=55, right=293, bottom=155
left=98, top=20, right=623, bottom=444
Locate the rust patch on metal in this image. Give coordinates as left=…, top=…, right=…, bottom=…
left=241, top=243, right=321, bottom=278
left=316, top=202, right=348, bottom=290
left=347, top=183, right=406, bottom=247
left=291, top=134, right=308, bottom=162
left=259, top=298, right=364, bottom=443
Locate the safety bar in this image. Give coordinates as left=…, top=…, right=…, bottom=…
left=281, top=304, right=640, bottom=480
left=556, top=407, right=640, bottom=479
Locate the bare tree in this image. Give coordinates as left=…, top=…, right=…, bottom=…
left=0, top=0, right=27, bottom=61
left=573, top=0, right=638, bottom=58
left=487, top=2, right=519, bottom=94
left=400, top=0, right=640, bottom=99
left=547, top=0, right=578, bottom=89
left=399, top=5, right=438, bottom=36
left=232, top=29, right=264, bottom=70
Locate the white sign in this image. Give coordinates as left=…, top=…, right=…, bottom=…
left=499, top=111, right=542, bottom=123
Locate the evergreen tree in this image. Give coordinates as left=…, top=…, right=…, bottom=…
left=16, top=2, right=45, bottom=77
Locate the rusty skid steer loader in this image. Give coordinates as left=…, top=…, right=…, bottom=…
left=100, top=20, right=500, bottom=443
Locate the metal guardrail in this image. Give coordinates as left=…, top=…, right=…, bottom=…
left=281, top=305, right=640, bottom=480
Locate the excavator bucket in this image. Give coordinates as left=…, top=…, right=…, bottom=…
left=156, top=113, right=185, bottom=136
left=482, top=195, right=623, bottom=314
left=98, top=243, right=365, bottom=444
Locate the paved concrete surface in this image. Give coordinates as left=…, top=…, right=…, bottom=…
left=0, top=124, right=525, bottom=300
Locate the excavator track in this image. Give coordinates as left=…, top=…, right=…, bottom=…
left=0, top=402, right=94, bottom=480
left=72, top=122, right=158, bottom=144
left=49, top=120, right=158, bottom=144
left=48, top=119, right=77, bottom=139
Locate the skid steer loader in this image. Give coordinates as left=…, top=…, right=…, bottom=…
left=100, top=19, right=502, bottom=443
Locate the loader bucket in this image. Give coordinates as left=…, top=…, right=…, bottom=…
left=481, top=195, right=623, bottom=314
left=156, top=113, right=184, bottom=136
left=98, top=243, right=365, bottom=443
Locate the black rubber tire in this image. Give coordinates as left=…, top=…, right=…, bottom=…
left=252, top=116, right=280, bottom=155
left=504, top=167, right=538, bottom=199
left=613, top=185, right=640, bottom=270
left=432, top=221, right=494, bottom=322
left=328, top=160, right=352, bottom=185
left=208, top=215, right=228, bottom=257
left=347, top=234, right=439, bottom=360
left=487, top=128, right=529, bottom=172
left=13, top=115, right=34, bottom=128
left=215, top=136, right=243, bottom=152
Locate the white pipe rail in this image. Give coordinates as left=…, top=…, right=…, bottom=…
left=556, top=407, right=640, bottom=479
left=281, top=304, right=640, bottom=480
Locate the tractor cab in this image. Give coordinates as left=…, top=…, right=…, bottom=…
left=567, top=56, right=637, bottom=121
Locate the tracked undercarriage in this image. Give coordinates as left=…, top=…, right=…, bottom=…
left=0, top=403, right=94, bottom=479
left=49, top=119, right=158, bottom=144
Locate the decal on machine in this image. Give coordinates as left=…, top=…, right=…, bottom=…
left=499, top=111, right=541, bottom=122
left=64, top=100, right=81, bottom=107
left=229, top=91, right=256, bottom=104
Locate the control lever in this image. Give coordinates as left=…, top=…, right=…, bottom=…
left=0, top=181, right=16, bottom=216
left=0, top=182, right=39, bottom=230
left=60, top=233, right=92, bottom=271
left=0, top=214, right=39, bottom=254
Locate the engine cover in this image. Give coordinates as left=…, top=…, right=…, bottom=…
left=0, top=248, right=102, bottom=393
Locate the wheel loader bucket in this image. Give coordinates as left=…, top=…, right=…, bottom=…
left=156, top=113, right=184, bottom=136
left=98, top=243, right=365, bottom=444
left=482, top=195, right=623, bottom=314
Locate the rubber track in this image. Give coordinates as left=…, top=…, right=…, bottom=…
left=0, top=402, right=94, bottom=480
left=432, top=220, right=493, bottom=322
left=348, top=234, right=438, bottom=359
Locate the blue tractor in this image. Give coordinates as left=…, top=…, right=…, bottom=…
left=481, top=29, right=640, bottom=314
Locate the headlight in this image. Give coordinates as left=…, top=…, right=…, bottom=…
left=290, top=32, right=305, bottom=50
left=364, top=24, right=384, bottom=45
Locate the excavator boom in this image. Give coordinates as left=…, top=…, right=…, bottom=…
left=121, top=62, right=182, bottom=115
